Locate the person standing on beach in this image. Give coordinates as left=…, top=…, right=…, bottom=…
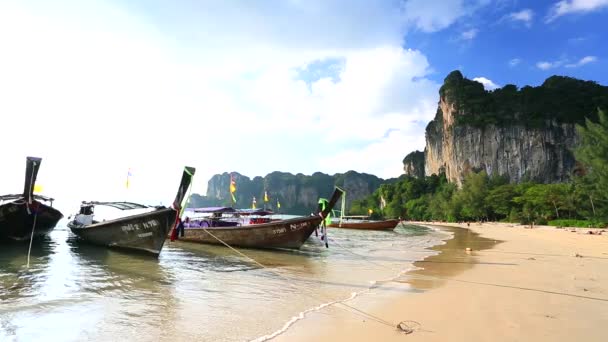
left=176, top=217, right=187, bottom=238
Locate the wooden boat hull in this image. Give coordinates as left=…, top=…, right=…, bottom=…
left=179, top=216, right=322, bottom=250
left=68, top=208, right=177, bottom=256
left=0, top=200, right=63, bottom=241
left=328, top=219, right=400, bottom=231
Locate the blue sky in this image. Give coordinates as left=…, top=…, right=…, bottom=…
left=406, top=0, right=608, bottom=88
left=0, top=0, right=607, bottom=206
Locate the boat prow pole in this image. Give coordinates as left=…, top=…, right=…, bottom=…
left=319, top=187, right=345, bottom=248
left=169, top=166, right=196, bottom=242
left=172, top=166, right=196, bottom=212
left=23, top=157, right=42, bottom=204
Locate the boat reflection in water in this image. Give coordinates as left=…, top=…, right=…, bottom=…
left=0, top=236, right=56, bottom=304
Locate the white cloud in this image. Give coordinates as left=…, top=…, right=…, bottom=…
left=546, top=0, right=608, bottom=22
left=320, top=125, right=429, bottom=178
left=536, top=60, right=565, bottom=70
left=509, top=58, right=522, bottom=66
left=473, top=77, right=500, bottom=90
left=2, top=0, right=475, bottom=207
left=536, top=56, right=597, bottom=70
left=460, top=28, right=479, bottom=40
left=402, top=0, right=491, bottom=32
left=565, top=55, right=598, bottom=67
left=505, top=8, right=534, bottom=26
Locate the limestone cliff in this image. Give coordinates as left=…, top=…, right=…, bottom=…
left=190, top=170, right=385, bottom=215
left=424, top=71, right=608, bottom=185
left=403, top=151, right=425, bottom=178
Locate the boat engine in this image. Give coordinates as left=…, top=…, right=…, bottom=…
left=74, top=204, right=95, bottom=226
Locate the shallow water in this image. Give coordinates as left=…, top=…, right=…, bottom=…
left=0, top=221, right=447, bottom=341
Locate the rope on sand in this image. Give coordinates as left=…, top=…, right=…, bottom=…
left=397, top=320, right=422, bottom=334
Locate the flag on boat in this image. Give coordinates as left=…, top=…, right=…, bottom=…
left=264, top=191, right=269, bottom=203
left=230, top=174, right=237, bottom=203
left=277, top=199, right=281, bottom=209
left=318, top=198, right=332, bottom=226
left=33, top=184, right=43, bottom=193
left=368, top=208, right=373, bottom=215
left=252, top=196, right=257, bottom=209
left=126, top=168, right=132, bottom=189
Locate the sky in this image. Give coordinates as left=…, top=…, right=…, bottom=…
left=1, top=0, right=607, bottom=209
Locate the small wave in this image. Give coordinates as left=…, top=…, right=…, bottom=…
left=250, top=291, right=360, bottom=342
left=251, top=266, right=415, bottom=342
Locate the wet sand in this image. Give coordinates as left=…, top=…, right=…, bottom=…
left=276, top=222, right=608, bottom=341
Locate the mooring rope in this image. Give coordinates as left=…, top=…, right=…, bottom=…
left=198, top=227, right=408, bottom=335
left=26, top=162, right=38, bottom=268
left=26, top=210, right=38, bottom=268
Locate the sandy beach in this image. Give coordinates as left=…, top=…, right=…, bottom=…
left=276, top=222, right=608, bottom=341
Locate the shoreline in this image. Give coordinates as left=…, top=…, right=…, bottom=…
left=275, top=222, right=608, bottom=341
left=252, top=223, right=450, bottom=341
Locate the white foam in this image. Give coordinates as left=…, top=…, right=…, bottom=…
left=250, top=291, right=360, bottom=342
left=251, top=265, right=416, bottom=342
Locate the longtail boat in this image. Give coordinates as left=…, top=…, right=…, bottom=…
left=178, top=188, right=344, bottom=250
left=327, top=217, right=400, bottom=231
left=0, top=157, right=63, bottom=241
left=67, top=166, right=195, bottom=256
left=326, top=187, right=400, bottom=231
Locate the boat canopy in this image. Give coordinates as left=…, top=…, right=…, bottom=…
left=0, top=194, right=55, bottom=202
left=188, top=207, right=236, bottom=213
left=235, top=208, right=274, bottom=216
left=81, top=201, right=151, bottom=210
left=185, top=207, right=274, bottom=216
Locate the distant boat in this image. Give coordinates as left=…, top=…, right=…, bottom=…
left=328, top=217, right=400, bottom=231
left=177, top=188, right=344, bottom=250
left=0, top=157, right=63, bottom=241
left=67, top=166, right=195, bottom=256
left=326, top=187, right=400, bottom=231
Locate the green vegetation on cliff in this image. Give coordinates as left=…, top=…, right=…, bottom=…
left=402, top=150, right=425, bottom=178
left=432, top=70, right=608, bottom=129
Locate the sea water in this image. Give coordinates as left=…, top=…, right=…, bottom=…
left=0, top=221, right=448, bottom=341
